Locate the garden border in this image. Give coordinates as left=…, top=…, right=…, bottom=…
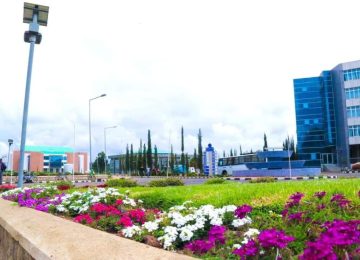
left=0, top=198, right=194, bottom=260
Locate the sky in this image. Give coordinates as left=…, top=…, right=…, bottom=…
left=1, top=0, right=360, bottom=162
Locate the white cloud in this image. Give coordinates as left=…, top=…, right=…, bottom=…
left=0, top=0, right=359, bottom=161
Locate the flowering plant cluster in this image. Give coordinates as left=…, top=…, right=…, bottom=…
left=0, top=184, right=16, bottom=192
left=1, top=186, right=359, bottom=259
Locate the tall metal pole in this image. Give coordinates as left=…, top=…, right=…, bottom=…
left=89, top=99, right=92, bottom=175
left=104, top=128, right=107, bottom=174
left=288, top=144, right=292, bottom=179
left=7, top=141, right=13, bottom=184
left=18, top=24, right=36, bottom=188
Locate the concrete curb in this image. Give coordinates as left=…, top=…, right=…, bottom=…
left=0, top=198, right=194, bottom=260
left=225, top=176, right=338, bottom=181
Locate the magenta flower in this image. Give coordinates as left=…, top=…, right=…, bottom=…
left=208, top=225, right=227, bottom=244
left=299, top=241, right=337, bottom=260
left=288, top=212, right=303, bottom=222
left=314, top=191, right=326, bottom=199
left=258, top=229, right=295, bottom=249
left=235, top=204, right=252, bottom=219
left=281, top=209, right=288, bottom=219
left=330, top=194, right=350, bottom=208
left=185, top=239, right=214, bottom=255
left=285, top=192, right=304, bottom=208
left=232, top=239, right=258, bottom=259
left=74, top=214, right=94, bottom=224
left=91, top=203, right=110, bottom=214
left=317, top=204, right=326, bottom=210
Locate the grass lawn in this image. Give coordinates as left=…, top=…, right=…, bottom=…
left=116, top=179, right=360, bottom=210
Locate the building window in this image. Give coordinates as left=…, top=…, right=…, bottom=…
left=344, top=68, right=360, bottom=81
left=347, top=105, right=360, bottom=118
left=313, top=118, right=319, bottom=124
left=345, top=87, right=360, bottom=99
left=311, top=153, right=317, bottom=160
left=349, top=125, right=360, bottom=137
left=304, top=119, right=310, bottom=125
left=303, top=103, right=309, bottom=108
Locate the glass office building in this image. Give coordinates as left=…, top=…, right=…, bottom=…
left=294, top=60, right=360, bottom=168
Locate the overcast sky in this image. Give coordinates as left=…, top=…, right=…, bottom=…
left=1, top=0, right=360, bottom=162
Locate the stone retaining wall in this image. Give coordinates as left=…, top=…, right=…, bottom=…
left=0, top=199, right=193, bottom=260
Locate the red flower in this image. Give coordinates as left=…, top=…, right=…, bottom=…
left=91, top=203, right=110, bottom=214
left=74, top=214, right=93, bottom=224
left=128, top=209, right=146, bottom=223
left=57, top=185, right=71, bottom=191
left=115, top=199, right=123, bottom=206
left=117, top=215, right=133, bottom=227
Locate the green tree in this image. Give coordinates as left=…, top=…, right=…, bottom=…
left=263, top=133, right=268, bottom=151
left=239, top=145, right=243, bottom=155
left=283, top=135, right=296, bottom=159
left=137, top=139, right=143, bottom=172
left=92, top=151, right=106, bottom=173
left=147, top=130, right=153, bottom=170
left=230, top=149, right=233, bottom=157
left=190, top=149, right=197, bottom=167
left=154, top=145, right=159, bottom=169
left=143, top=144, right=147, bottom=170
left=125, top=144, right=130, bottom=173
left=185, top=153, right=189, bottom=173
left=130, top=144, right=134, bottom=174
left=170, top=145, right=175, bottom=172
left=181, top=126, right=185, bottom=170
left=197, top=128, right=203, bottom=173
left=223, top=150, right=226, bottom=157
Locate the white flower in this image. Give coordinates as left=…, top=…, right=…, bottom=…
left=123, top=198, right=137, bottom=207
left=143, top=221, right=159, bottom=232
left=244, top=228, right=260, bottom=238
left=210, top=217, right=223, bottom=226
left=232, top=217, right=252, bottom=228
left=242, top=237, right=249, bottom=244
left=122, top=226, right=142, bottom=238
left=56, top=205, right=67, bottom=212
left=158, top=226, right=178, bottom=249
left=233, top=244, right=242, bottom=249
left=222, top=205, right=237, bottom=212
left=179, top=228, right=194, bottom=242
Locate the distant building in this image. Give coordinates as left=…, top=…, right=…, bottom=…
left=293, top=60, right=360, bottom=168
left=203, top=144, right=218, bottom=176
left=12, top=146, right=88, bottom=173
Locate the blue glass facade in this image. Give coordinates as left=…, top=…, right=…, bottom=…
left=293, top=74, right=337, bottom=166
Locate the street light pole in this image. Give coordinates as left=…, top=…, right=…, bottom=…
left=104, top=125, right=117, bottom=174
left=18, top=3, right=49, bottom=187
left=7, top=139, right=13, bottom=184
left=89, top=94, right=106, bottom=176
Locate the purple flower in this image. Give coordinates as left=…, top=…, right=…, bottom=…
left=317, top=204, right=326, bottom=210
left=285, top=192, right=304, bottom=208
left=232, top=239, right=258, bottom=259
left=208, top=225, right=226, bottom=244
left=320, top=220, right=360, bottom=247
left=281, top=209, right=288, bottom=218
left=314, top=191, right=326, bottom=199
left=235, top=204, right=252, bottom=219
left=258, top=229, right=295, bottom=249
left=288, top=212, right=303, bottom=222
left=185, top=240, right=214, bottom=255
left=330, top=194, right=350, bottom=208
left=299, top=241, right=337, bottom=260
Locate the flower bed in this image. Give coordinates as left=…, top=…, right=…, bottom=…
left=1, top=186, right=359, bottom=259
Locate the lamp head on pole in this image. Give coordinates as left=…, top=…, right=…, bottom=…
left=8, top=139, right=13, bottom=146
left=23, top=3, right=49, bottom=44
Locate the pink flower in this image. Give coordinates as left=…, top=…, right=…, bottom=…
left=235, top=204, right=252, bottom=219
left=74, top=214, right=93, bottom=224
left=115, top=199, right=123, bottom=206
left=117, top=215, right=133, bottom=227
left=128, top=209, right=146, bottom=223
left=91, top=203, right=110, bottom=214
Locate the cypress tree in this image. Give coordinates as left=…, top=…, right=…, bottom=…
left=263, top=133, right=268, bottom=151
left=154, top=145, right=159, bottom=169
left=230, top=149, right=233, bottom=157
left=181, top=126, right=185, bottom=169
left=137, top=139, right=142, bottom=172
left=143, top=144, right=147, bottom=169
left=197, top=129, right=203, bottom=173
left=239, top=145, right=243, bottom=155
left=185, top=153, right=189, bottom=173
left=147, top=130, right=153, bottom=169
left=193, top=148, right=197, bottom=167
left=223, top=150, right=226, bottom=157
left=130, top=144, right=134, bottom=173
left=125, top=144, right=130, bottom=173
left=170, top=145, right=175, bottom=173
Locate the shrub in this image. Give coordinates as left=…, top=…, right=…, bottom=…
left=50, top=180, right=74, bottom=191
left=148, top=178, right=184, bottom=187
left=204, top=178, right=226, bottom=185
left=106, top=178, right=137, bottom=187
left=249, top=177, right=276, bottom=183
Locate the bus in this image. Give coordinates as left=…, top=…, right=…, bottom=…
left=217, top=153, right=263, bottom=175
